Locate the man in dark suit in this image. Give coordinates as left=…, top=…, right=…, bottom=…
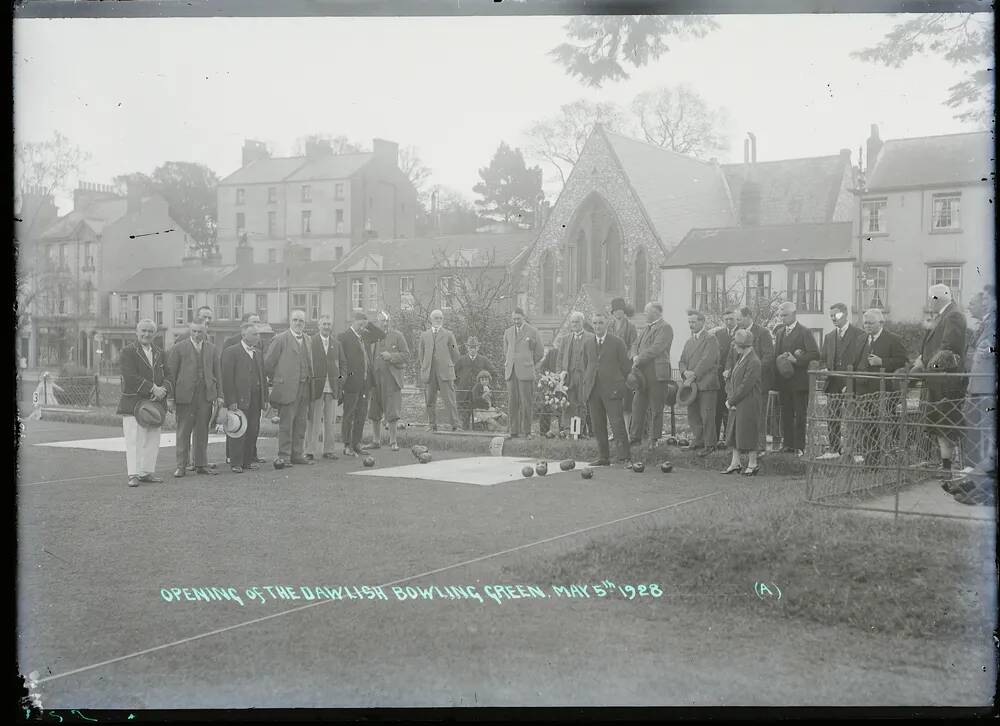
left=305, top=314, right=342, bottom=461
left=338, top=310, right=386, bottom=456
left=558, top=311, right=597, bottom=435
left=854, top=308, right=910, bottom=466
left=816, top=302, right=867, bottom=459
left=727, top=307, right=776, bottom=455
left=585, top=311, right=632, bottom=467
left=913, top=283, right=968, bottom=374
left=222, top=313, right=263, bottom=465
left=221, top=321, right=267, bottom=473
left=629, top=302, right=674, bottom=446
left=166, top=320, right=223, bottom=477
left=172, top=305, right=215, bottom=470
left=455, top=336, right=496, bottom=430
left=263, top=308, right=314, bottom=466
left=713, top=309, right=739, bottom=444
left=773, top=302, right=820, bottom=455
left=678, top=310, right=721, bottom=454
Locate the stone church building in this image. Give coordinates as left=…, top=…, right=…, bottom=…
left=517, top=126, right=855, bottom=343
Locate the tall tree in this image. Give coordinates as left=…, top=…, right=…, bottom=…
left=550, top=16, right=718, bottom=88
left=14, top=131, right=90, bottom=203
left=630, top=85, right=731, bottom=157
left=398, top=145, right=432, bottom=195
left=472, top=142, right=544, bottom=226
left=524, top=99, right=632, bottom=187
left=851, top=13, right=993, bottom=124
left=115, top=161, right=220, bottom=255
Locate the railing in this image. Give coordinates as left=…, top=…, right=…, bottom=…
left=804, top=369, right=995, bottom=519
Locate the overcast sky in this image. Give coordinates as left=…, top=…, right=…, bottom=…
left=14, top=14, right=989, bottom=211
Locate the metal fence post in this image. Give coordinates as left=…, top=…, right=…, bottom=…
left=894, top=371, right=910, bottom=522
left=94, top=374, right=100, bottom=408
left=43, top=375, right=49, bottom=406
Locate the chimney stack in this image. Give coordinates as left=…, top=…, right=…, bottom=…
left=739, top=132, right=760, bottom=227
left=242, top=139, right=270, bottom=168
left=865, top=124, right=883, bottom=175
left=373, top=138, right=399, bottom=169
left=74, top=180, right=118, bottom=212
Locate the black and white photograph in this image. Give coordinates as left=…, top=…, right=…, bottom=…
left=14, top=0, right=996, bottom=713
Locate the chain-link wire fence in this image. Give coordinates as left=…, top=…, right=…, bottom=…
left=805, top=369, right=995, bottom=519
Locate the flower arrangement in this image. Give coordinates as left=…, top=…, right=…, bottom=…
left=537, top=370, right=571, bottom=414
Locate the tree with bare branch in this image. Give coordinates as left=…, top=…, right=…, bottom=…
left=524, top=99, right=632, bottom=187
left=630, top=85, right=731, bottom=158
left=851, top=13, right=993, bottom=125
left=15, top=131, right=90, bottom=206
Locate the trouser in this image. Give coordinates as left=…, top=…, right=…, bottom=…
left=630, top=374, right=666, bottom=443
left=306, top=392, right=339, bottom=457
left=779, top=388, right=809, bottom=451
left=341, top=387, right=369, bottom=450
left=123, top=415, right=161, bottom=477
left=687, top=390, right=718, bottom=448
left=230, top=393, right=262, bottom=468
left=589, top=389, right=630, bottom=461
left=425, top=374, right=458, bottom=428
left=826, top=388, right=846, bottom=452
left=758, top=390, right=771, bottom=451
left=176, top=385, right=213, bottom=468
left=276, top=380, right=311, bottom=460
left=459, top=390, right=474, bottom=430
left=507, top=375, right=535, bottom=435
left=715, top=378, right=729, bottom=442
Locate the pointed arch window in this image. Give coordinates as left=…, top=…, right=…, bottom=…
left=634, top=247, right=647, bottom=311
left=542, top=251, right=555, bottom=316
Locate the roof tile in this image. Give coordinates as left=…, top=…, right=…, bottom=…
left=866, top=131, right=993, bottom=190
left=663, top=222, right=855, bottom=267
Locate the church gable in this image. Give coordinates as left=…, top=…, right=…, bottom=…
left=521, top=128, right=666, bottom=328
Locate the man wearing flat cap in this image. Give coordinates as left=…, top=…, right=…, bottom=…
left=455, top=336, right=496, bottom=430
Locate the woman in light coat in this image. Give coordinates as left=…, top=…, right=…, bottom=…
left=721, top=328, right=763, bottom=476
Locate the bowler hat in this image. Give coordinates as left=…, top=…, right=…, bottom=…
left=677, top=380, right=698, bottom=407
left=224, top=409, right=248, bottom=439
left=665, top=379, right=679, bottom=407
left=626, top=367, right=646, bottom=392
left=133, top=399, right=165, bottom=428
left=610, top=297, right=627, bottom=313
left=775, top=355, right=796, bottom=379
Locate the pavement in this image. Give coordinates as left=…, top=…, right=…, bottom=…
left=16, top=419, right=995, bottom=709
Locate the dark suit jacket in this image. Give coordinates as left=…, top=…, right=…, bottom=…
left=456, top=353, right=497, bottom=392
left=116, top=343, right=173, bottom=415
left=921, top=303, right=967, bottom=370
left=714, top=326, right=737, bottom=383
left=632, top=319, right=673, bottom=382
left=678, top=330, right=721, bottom=391
left=582, top=332, right=631, bottom=402
left=166, top=338, right=222, bottom=404
left=263, top=330, right=314, bottom=406
left=338, top=323, right=386, bottom=392
left=773, top=322, right=820, bottom=392
left=309, top=334, right=344, bottom=400
left=221, top=343, right=267, bottom=411
left=855, top=329, right=909, bottom=394
left=821, top=324, right=867, bottom=392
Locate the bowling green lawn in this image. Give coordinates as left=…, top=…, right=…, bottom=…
left=16, top=420, right=996, bottom=708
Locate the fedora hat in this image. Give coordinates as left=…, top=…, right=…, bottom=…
left=224, top=409, right=248, bottom=439
left=775, top=354, right=796, bottom=379
left=133, top=399, right=165, bottom=428
left=626, top=367, right=646, bottom=392
left=677, top=380, right=699, bottom=407
left=664, top=379, right=679, bottom=407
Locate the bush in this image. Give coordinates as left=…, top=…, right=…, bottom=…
left=890, top=320, right=926, bottom=364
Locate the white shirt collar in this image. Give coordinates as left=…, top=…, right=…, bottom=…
left=432, top=326, right=440, bottom=334
left=869, top=329, right=883, bottom=342
left=191, top=339, right=202, bottom=351
left=241, top=340, right=255, bottom=356
left=785, top=322, right=797, bottom=333
left=596, top=335, right=605, bottom=345
left=837, top=323, right=849, bottom=337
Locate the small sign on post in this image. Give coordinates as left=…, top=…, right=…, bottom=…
left=489, top=436, right=505, bottom=457
left=569, top=416, right=582, bottom=440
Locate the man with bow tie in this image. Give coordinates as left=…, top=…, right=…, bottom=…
left=166, top=320, right=224, bottom=477
left=264, top=309, right=315, bottom=467
left=221, top=320, right=268, bottom=473
left=557, top=311, right=596, bottom=435
left=117, top=319, right=173, bottom=488
left=304, top=314, right=343, bottom=461
left=504, top=307, right=543, bottom=438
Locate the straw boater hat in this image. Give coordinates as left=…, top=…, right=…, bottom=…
left=223, top=409, right=248, bottom=439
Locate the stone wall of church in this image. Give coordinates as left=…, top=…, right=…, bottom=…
left=520, top=131, right=665, bottom=321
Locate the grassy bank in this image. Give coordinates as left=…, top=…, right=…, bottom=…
left=505, top=478, right=996, bottom=640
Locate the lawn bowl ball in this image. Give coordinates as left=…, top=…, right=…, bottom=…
left=665, top=436, right=679, bottom=446
left=632, top=461, right=646, bottom=473
left=660, top=461, right=673, bottom=474
left=362, top=455, right=376, bottom=467
left=521, top=465, right=535, bottom=478
left=273, top=457, right=287, bottom=470
left=559, top=459, right=575, bottom=471
left=418, top=452, right=433, bottom=464
left=411, top=445, right=428, bottom=458
left=580, top=468, right=594, bottom=480
left=677, top=438, right=690, bottom=447
left=535, top=462, right=548, bottom=476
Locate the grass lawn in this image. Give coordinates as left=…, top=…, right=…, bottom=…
left=505, top=477, right=996, bottom=642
